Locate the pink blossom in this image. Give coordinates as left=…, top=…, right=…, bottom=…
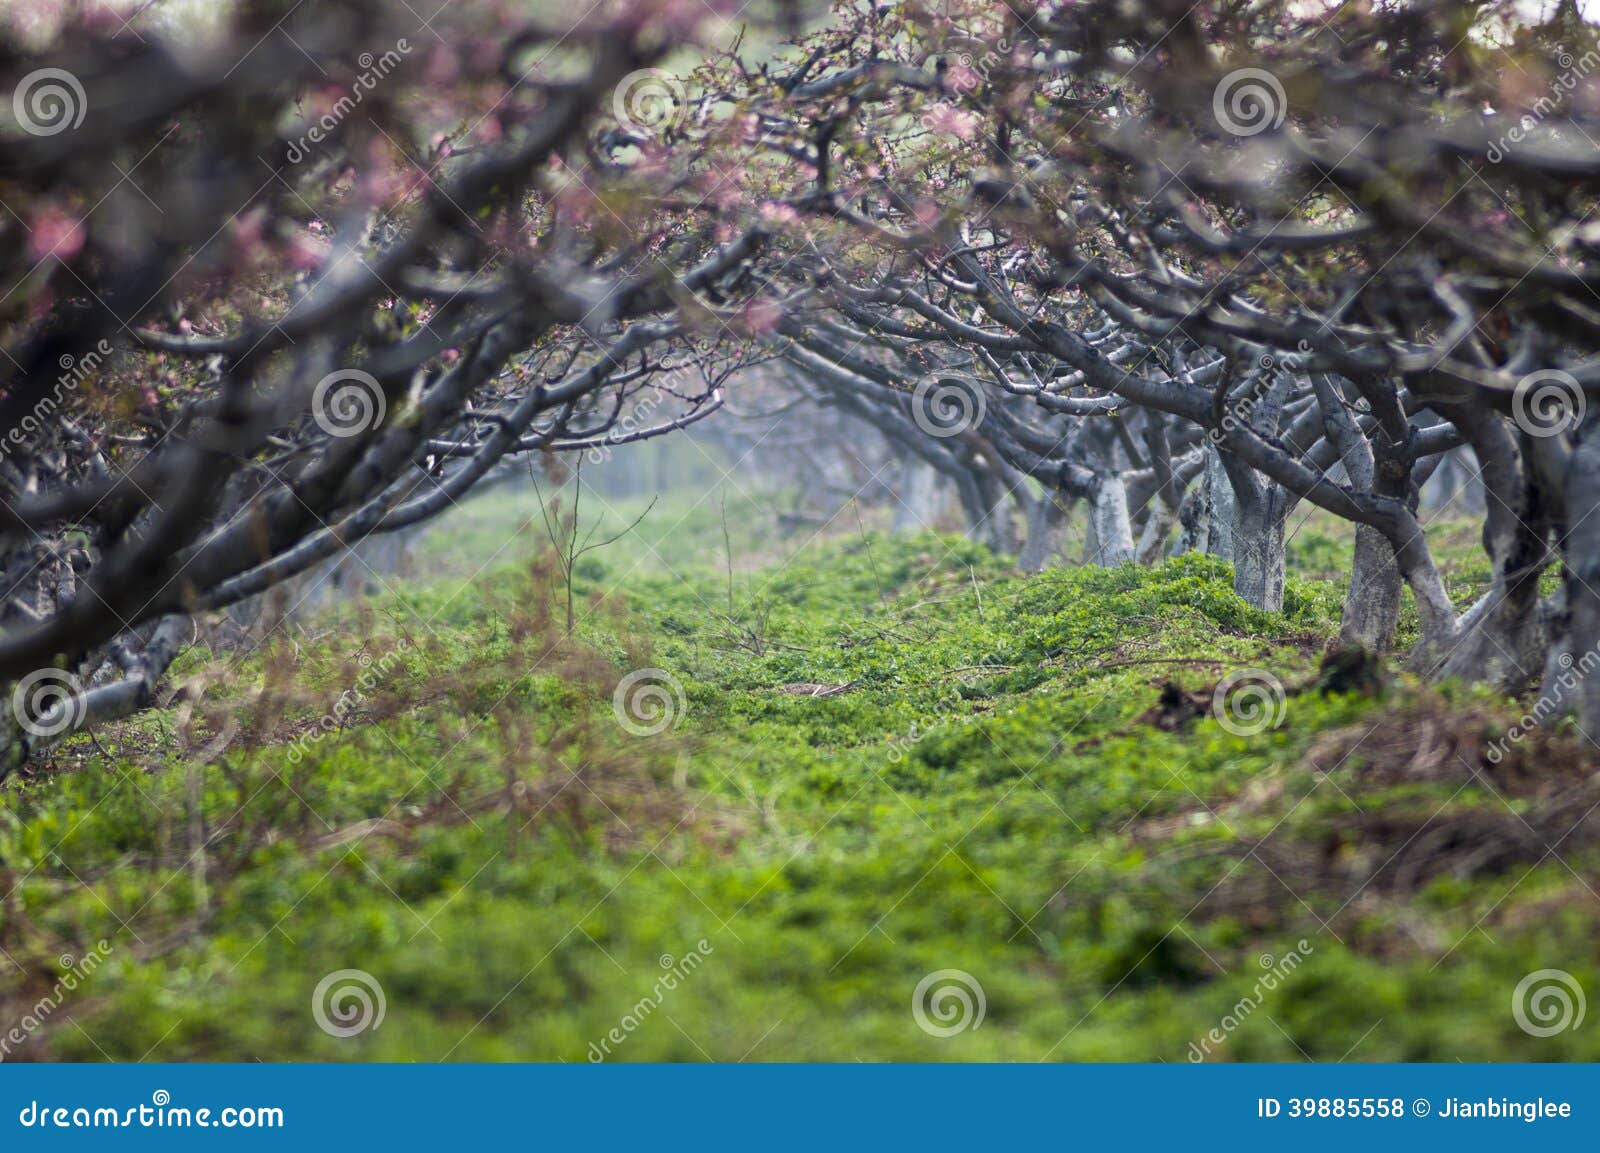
left=923, top=104, right=980, bottom=141
left=360, top=163, right=409, bottom=205
left=469, top=39, right=501, bottom=73
left=426, top=45, right=459, bottom=86
left=287, top=230, right=329, bottom=270
left=230, top=207, right=268, bottom=262
left=556, top=186, right=596, bottom=228
left=944, top=63, right=981, bottom=93
left=27, top=205, right=85, bottom=263
left=740, top=297, right=783, bottom=335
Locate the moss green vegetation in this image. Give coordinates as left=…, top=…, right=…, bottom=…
left=2, top=487, right=1597, bottom=1062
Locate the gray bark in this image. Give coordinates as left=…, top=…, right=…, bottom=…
left=1555, top=417, right=1600, bottom=735
left=1311, top=374, right=1403, bottom=651
left=893, top=457, right=942, bottom=533
left=972, top=463, right=1020, bottom=555
left=1217, top=447, right=1290, bottom=612
left=1420, top=447, right=1485, bottom=516
left=1135, top=414, right=1182, bottom=563
left=1341, top=524, right=1403, bottom=651
left=1423, top=418, right=1549, bottom=691
left=1230, top=483, right=1291, bottom=612
left=1083, top=473, right=1136, bottom=566
left=1201, top=443, right=1235, bottom=561
left=1019, top=488, right=1068, bottom=572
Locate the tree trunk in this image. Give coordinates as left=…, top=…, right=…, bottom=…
left=972, top=464, right=1019, bottom=555
left=1230, top=483, right=1290, bottom=612
left=1218, top=448, right=1290, bottom=611
left=1083, top=473, right=1136, bottom=566
left=1130, top=413, right=1182, bottom=564
left=1136, top=499, right=1180, bottom=565
left=893, top=457, right=941, bottom=534
left=1171, top=483, right=1205, bottom=556
left=1019, top=489, right=1068, bottom=572
left=1310, top=376, right=1405, bottom=652
left=1424, top=421, right=1550, bottom=692
left=1339, top=523, right=1403, bottom=650
left=1556, top=418, right=1600, bottom=734
left=1202, top=443, right=1236, bottom=561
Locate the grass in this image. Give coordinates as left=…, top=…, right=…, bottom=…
left=1, top=481, right=1597, bottom=1062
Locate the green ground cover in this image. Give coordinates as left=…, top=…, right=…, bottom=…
left=2, top=487, right=1595, bottom=1062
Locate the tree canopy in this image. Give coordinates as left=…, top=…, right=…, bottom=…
left=6, top=0, right=1600, bottom=763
